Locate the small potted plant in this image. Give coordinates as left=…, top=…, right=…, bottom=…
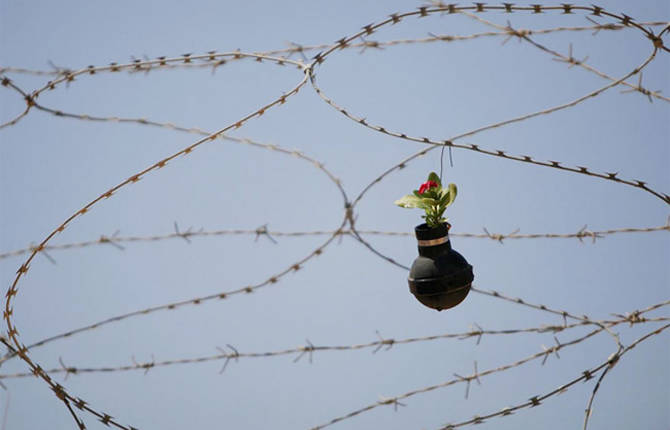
left=395, top=172, right=474, bottom=311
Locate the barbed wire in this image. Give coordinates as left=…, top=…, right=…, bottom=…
left=459, top=11, right=669, bottom=104
left=310, top=322, right=670, bottom=430
left=1, top=314, right=667, bottom=384
left=0, top=77, right=32, bottom=131
left=2, top=20, right=667, bottom=132
left=1, top=221, right=667, bottom=261
left=0, top=3, right=667, bottom=429
left=310, top=34, right=665, bottom=203
left=2, top=50, right=326, bottom=430
left=4, top=275, right=658, bottom=370
left=0, top=320, right=606, bottom=380
left=1, top=20, right=667, bottom=86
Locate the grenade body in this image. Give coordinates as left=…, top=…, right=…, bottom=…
left=408, top=223, right=474, bottom=311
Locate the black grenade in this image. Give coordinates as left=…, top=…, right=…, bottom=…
left=408, top=222, right=474, bottom=311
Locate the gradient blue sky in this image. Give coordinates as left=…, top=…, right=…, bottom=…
left=1, top=1, right=668, bottom=429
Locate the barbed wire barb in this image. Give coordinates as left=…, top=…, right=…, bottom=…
left=216, top=344, right=240, bottom=374
left=293, top=339, right=315, bottom=364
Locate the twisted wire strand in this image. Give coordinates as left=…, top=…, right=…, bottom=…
left=0, top=78, right=32, bottom=130
left=2, top=220, right=667, bottom=262
left=1, top=314, right=666, bottom=382
left=0, top=320, right=601, bottom=380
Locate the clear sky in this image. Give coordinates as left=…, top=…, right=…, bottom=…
left=1, top=1, right=668, bottom=429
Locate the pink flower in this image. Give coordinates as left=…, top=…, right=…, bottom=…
left=418, top=180, right=439, bottom=194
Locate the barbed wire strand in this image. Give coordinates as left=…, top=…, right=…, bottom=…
left=0, top=296, right=670, bottom=379
left=1, top=305, right=665, bottom=381
left=4, top=282, right=664, bottom=376
left=0, top=222, right=668, bottom=261
left=0, top=319, right=604, bottom=380
left=0, top=78, right=32, bottom=130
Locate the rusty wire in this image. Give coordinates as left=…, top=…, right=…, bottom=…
left=459, top=11, right=669, bottom=102
left=1, top=222, right=668, bottom=261
left=310, top=322, right=670, bottom=430
left=309, top=23, right=666, bottom=203
left=0, top=320, right=606, bottom=379
left=1, top=20, right=667, bottom=131
left=0, top=3, right=668, bottom=430
left=1, top=301, right=666, bottom=381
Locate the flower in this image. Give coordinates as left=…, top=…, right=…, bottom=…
left=394, top=172, right=458, bottom=228
left=418, top=180, right=439, bottom=195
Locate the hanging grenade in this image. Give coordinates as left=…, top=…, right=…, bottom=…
left=408, top=222, right=474, bottom=311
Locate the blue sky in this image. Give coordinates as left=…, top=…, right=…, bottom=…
left=1, top=1, right=668, bottom=429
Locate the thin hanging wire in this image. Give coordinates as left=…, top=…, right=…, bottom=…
left=440, top=143, right=454, bottom=182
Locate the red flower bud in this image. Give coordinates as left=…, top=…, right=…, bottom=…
left=418, top=180, right=439, bottom=194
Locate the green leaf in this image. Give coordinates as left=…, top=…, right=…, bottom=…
left=426, top=219, right=440, bottom=228
left=447, top=183, right=457, bottom=204
left=420, top=197, right=438, bottom=206
left=413, top=190, right=422, bottom=198
left=394, top=194, right=426, bottom=209
left=423, top=189, right=438, bottom=199
left=439, top=183, right=457, bottom=207
left=439, top=190, right=450, bottom=206
left=438, top=187, right=450, bottom=204
left=427, top=171, right=441, bottom=187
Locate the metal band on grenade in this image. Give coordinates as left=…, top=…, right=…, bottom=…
left=417, top=237, right=449, bottom=247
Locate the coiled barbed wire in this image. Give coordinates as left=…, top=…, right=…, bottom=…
left=1, top=3, right=668, bottom=430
